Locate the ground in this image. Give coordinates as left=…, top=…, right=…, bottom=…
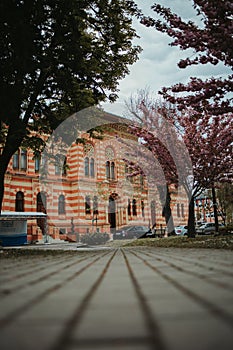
left=0, top=240, right=233, bottom=350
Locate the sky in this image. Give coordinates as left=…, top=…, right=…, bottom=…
left=101, top=0, right=230, bottom=117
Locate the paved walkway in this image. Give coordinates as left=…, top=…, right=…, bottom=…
left=0, top=245, right=233, bottom=350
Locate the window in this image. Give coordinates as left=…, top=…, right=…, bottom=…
left=15, top=191, right=24, bottom=212
left=141, top=200, right=145, bottom=217
left=93, top=196, right=98, bottom=215
left=55, top=163, right=61, bottom=175
left=84, top=157, right=89, bottom=176
left=90, top=158, right=95, bottom=177
left=20, top=150, right=27, bottom=170
left=110, top=162, right=115, bottom=179
left=12, top=149, right=27, bottom=171
left=181, top=204, right=185, bottom=217
left=35, top=156, right=40, bottom=173
left=132, top=199, right=137, bottom=216
left=13, top=151, right=19, bottom=170
left=62, top=157, right=67, bottom=176
left=58, top=195, right=66, bottom=215
left=106, top=161, right=110, bottom=179
left=128, top=199, right=131, bottom=216
left=85, top=196, right=91, bottom=215
left=41, top=154, right=48, bottom=173
left=177, top=203, right=180, bottom=218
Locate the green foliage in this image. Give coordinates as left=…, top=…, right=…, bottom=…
left=0, top=0, right=141, bottom=210
left=0, top=0, right=141, bottom=129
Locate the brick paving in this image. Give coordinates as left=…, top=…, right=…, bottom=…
left=0, top=245, right=233, bottom=350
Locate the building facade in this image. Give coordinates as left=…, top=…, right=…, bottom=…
left=2, top=114, right=189, bottom=242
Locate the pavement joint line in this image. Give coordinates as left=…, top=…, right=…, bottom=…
left=144, top=247, right=233, bottom=277
left=0, top=250, right=112, bottom=328
left=128, top=249, right=233, bottom=329
left=51, top=249, right=118, bottom=350
left=136, top=249, right=233, bottom=291
left=0, top=253, right=99, bottom=294
left=121, top=248, right=168, bottom=350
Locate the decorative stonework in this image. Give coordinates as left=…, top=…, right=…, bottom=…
left=105, top=146, right=115, bottom=160
left=83, top=143, right=94, bottom=157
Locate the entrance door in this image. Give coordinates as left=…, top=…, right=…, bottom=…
left=37, top=192, right=47, bottom=234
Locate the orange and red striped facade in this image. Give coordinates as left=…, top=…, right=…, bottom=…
left=2, top=127, right=189, bottom=242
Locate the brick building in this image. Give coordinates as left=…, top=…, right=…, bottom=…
left=2, top=112, right=188, bottom=242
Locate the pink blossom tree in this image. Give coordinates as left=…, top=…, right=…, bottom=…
left=125, top=90, right=192, bottom=235
left=138, top=1, right=233, bottom=235
left=125, top=90, right=232, bottom=237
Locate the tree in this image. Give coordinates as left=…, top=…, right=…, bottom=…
left=125, top=89, right=192, bottom=235
left=0, top=0, right=141, bottom=212
left=125, top=89, right=232, bottom=237
left=173, top=109, right=232, bottom=235
left=140, top=1, right=233, bottom=235
left=141, top=1, right=233, bottom=115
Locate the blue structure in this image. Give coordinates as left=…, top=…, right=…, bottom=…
left=0, top=212, right=47, bottom=246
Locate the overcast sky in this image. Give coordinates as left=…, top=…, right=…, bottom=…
left=101, top=0, right=230, bottom=117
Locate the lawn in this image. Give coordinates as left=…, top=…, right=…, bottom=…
left=123, top=234, right=233, bottom=249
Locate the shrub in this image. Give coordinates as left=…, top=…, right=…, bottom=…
left=80, top=232, right=110, bottom=245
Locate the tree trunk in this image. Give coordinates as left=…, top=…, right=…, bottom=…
left=187, top=195, right=196, bottom=238
left=212, top=186, right=219, bottom=234
left=0, top=123, right=26, bottom=212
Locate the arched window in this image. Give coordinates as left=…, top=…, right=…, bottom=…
left=58, top=195, right=66, bottom=215
left=85, top=196, right=91, bottom=215
left=127, top=199, right=131, bottom=216
left=90, top=158, right=95, bottom=177
left=84, top=157, right=89, bottom=176
left=106, top=161, right=110, bottom=179
left=93, top=196, right=98, bottom=215
left=110, top=162, right=115, bottom=179
left=132, top=199, right=137, bottom=216
left=15, top=191, right=24, bottom=212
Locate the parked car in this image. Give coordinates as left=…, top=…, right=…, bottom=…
left=113, top=225, right=149, bottom=239
left=113, top=225, right=133, bottom=239
left=175, top=225, right=188, bottom=236
left=125, top=226, right=150, bottom=239
left=196, top=222, right=224, bottom=235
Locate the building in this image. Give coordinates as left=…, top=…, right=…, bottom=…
left=2, top=112, right=188, bottom=242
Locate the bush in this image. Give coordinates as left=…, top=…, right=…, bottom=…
left=80, top=232, right=110, bottom=245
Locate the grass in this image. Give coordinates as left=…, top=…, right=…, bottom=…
left=123, top=234, right=233, bottom=249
